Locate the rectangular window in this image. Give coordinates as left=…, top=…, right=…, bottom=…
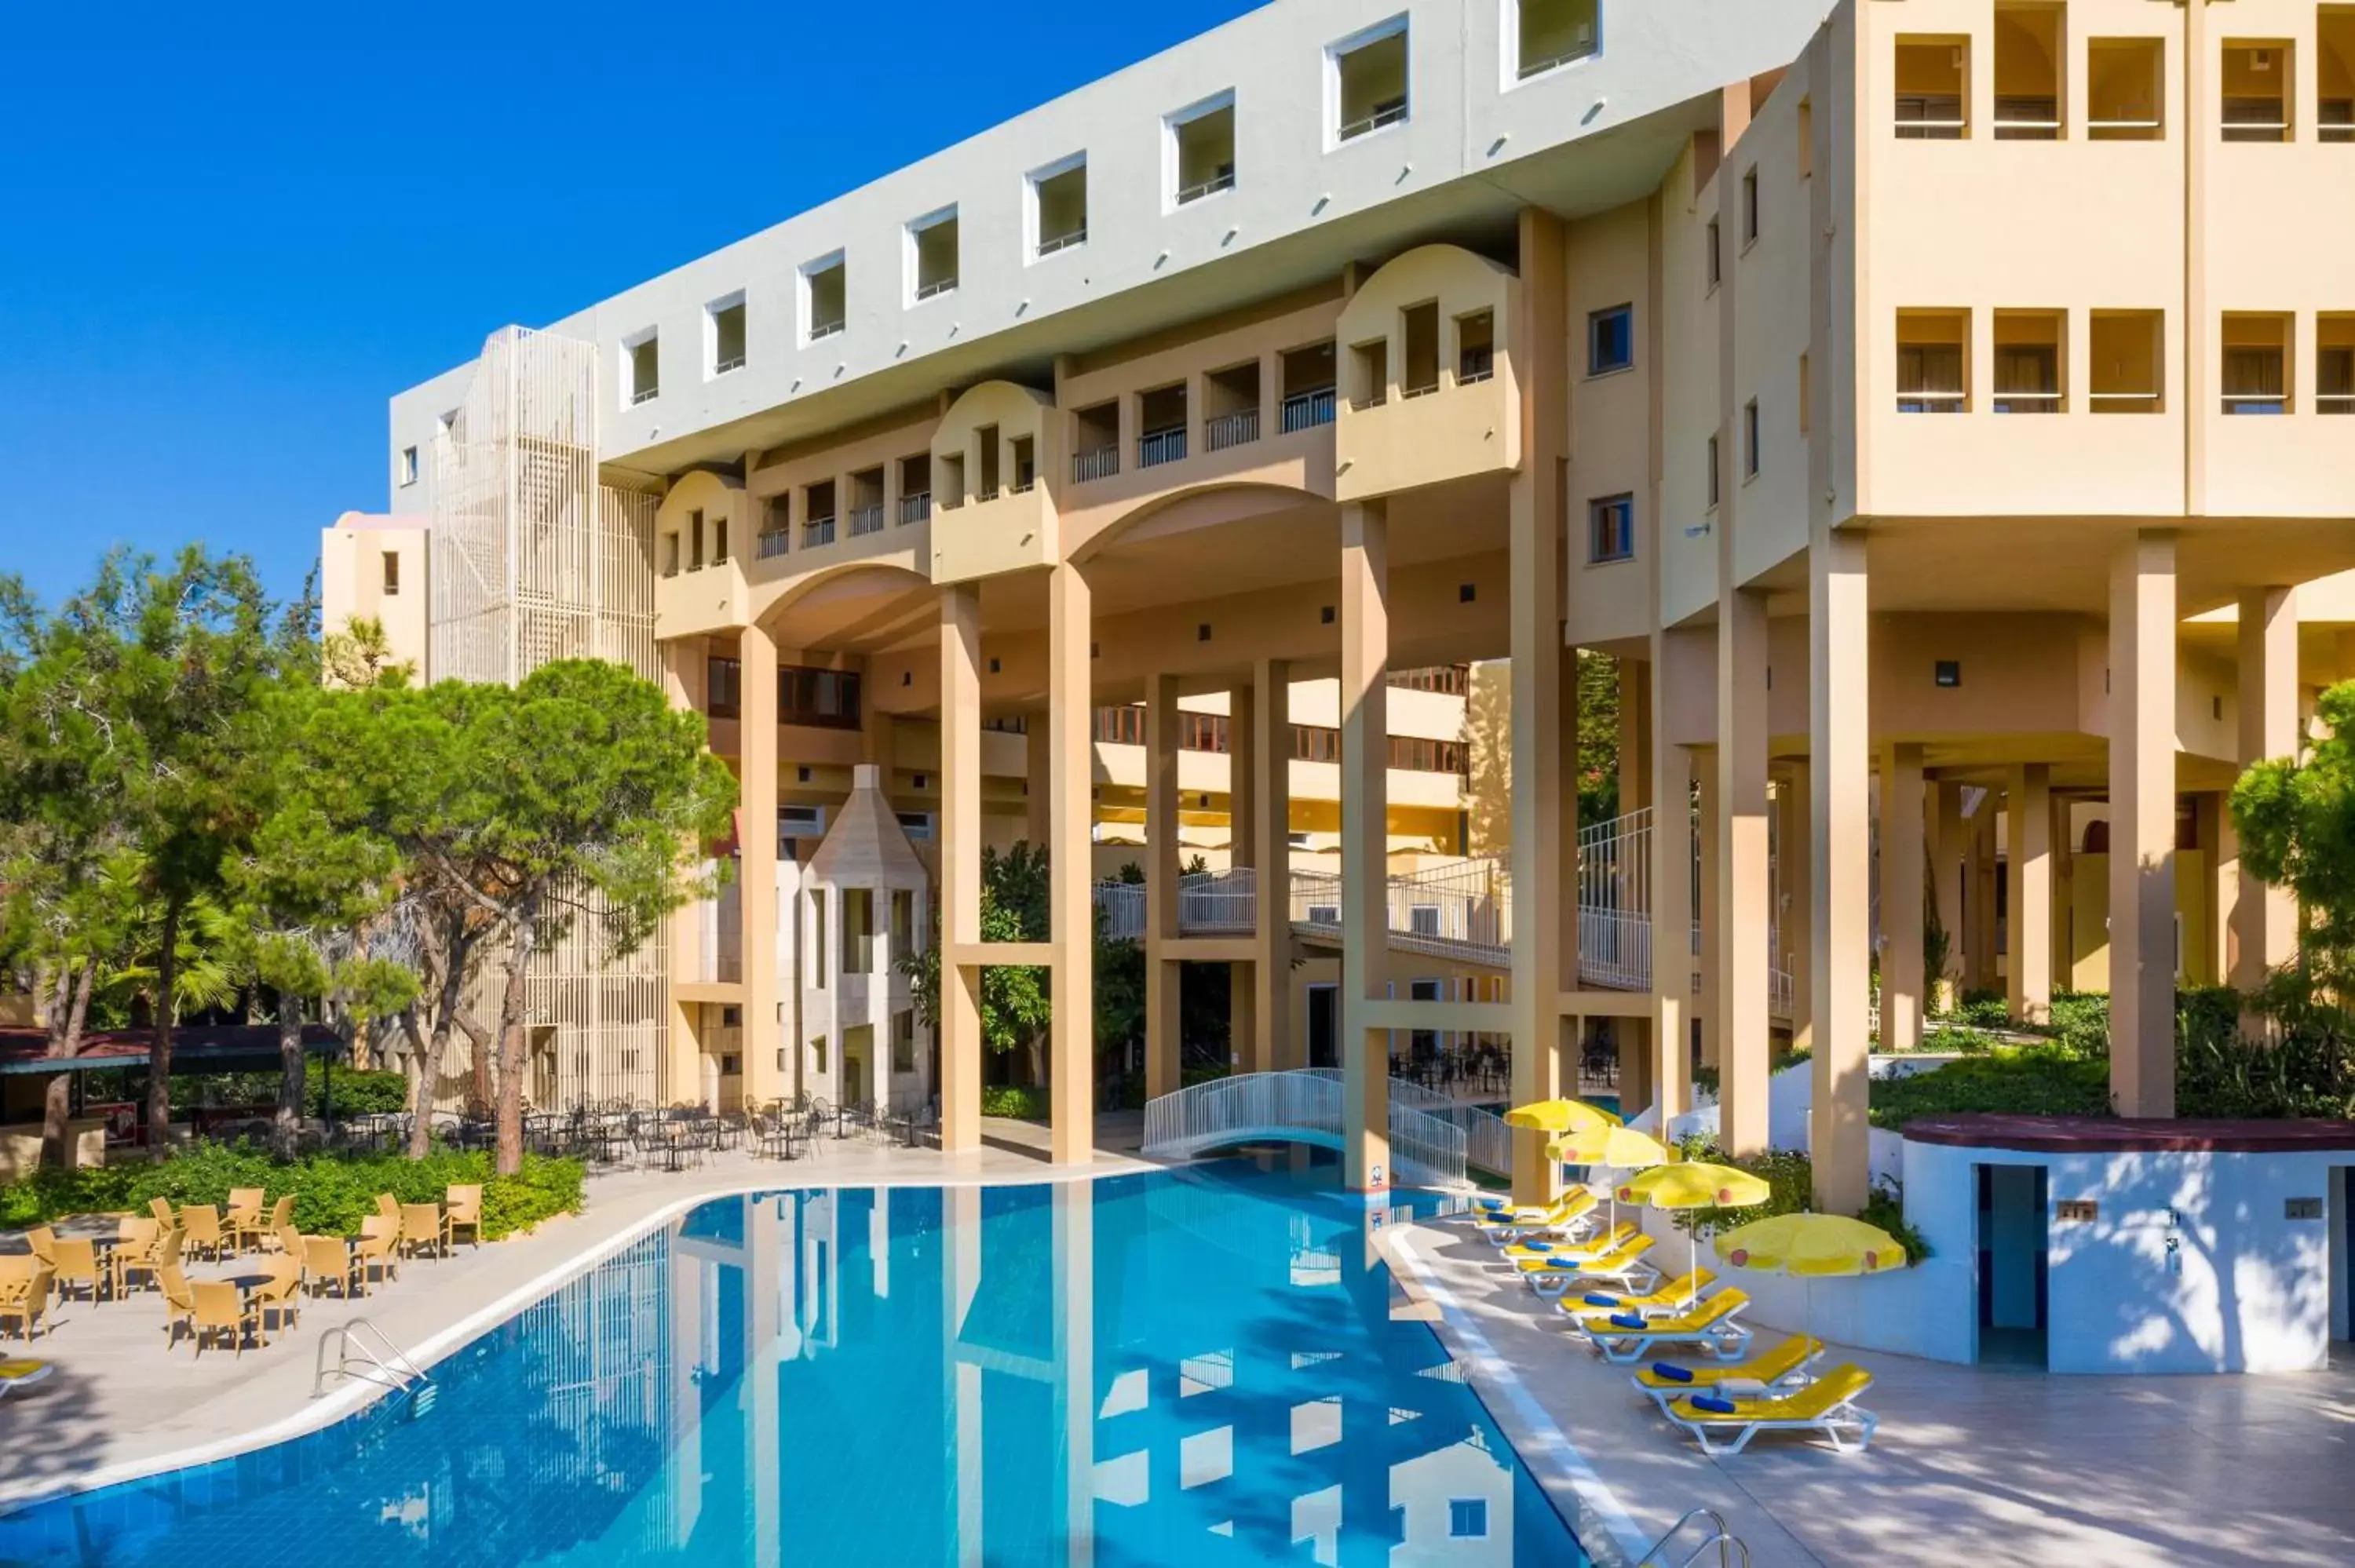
left=1740, top=168, right=1759, bottom=246
left=2320, top=315, right=2354, bottom=414
left=706, top=655, right=742, bottom=720
left=803, top=253, right=847, bottom=341
left=1291, top=724, right=1342, bottom=763
left=1993, top=309, right=2065, bottom=413
left=1448, top=1499, right=1489, bottom=1541
left=1705, top=434, right=1721, bottom=506
left=1168, top=91, right=1238, bottom=206
left=758, top=494, right=792, bottom=557
left=381, top=551, right=400, bottom=596
left=1896, top=37, right=1970, bottom=138
left=688, top=510, right=705, bottom=571
left=662, top=532, right=679, bottom=578
left=891, top=1010, right=916, bottom=1074
left=2222, top=312, right=2292, bottom=414
left=908, top=207, right=959, bottom=301
left=804, top=480, right=837, bottom=547
left=1282, top=342, right=1338, bottom=431
left=1587, top=304, right=1634, bottom=374
left=895, top=812, right=935, bottom=843
left=779, top=665, right=861, bottom=728
left=898, top=454, right=933, bottom=523
left=1456, top=311, right=1495, bottom=384
left=1180, top=712, right=1230, bottom=753
left=2324, top=10, right=2355, bottom=141
left=625, top=330, right=659, bottom=406
left=1897, top=309, right=1970, bottom=412
left=1073, top=403, right=1119, bottom=483
left=1387, top=665, right=1471, bottom=695
left=1387, top=736, right=1465, bottom=774
left=707, top=292, right=747, bottom=376
left=1514, top=0, right=1598, bottom=81
left=1704, top=219, right=1721, bottom=290
left=1588, top=494, right=1634, bottom=563
left=1994, top=4, right=2065, bottom=140
left=844, top=888, right=876, bottom=974
left=1331, top=17, right=1411, bottom=144
left=1352, top=338, right=1389, bottom=410
left=1028, top=152, right=1089, bottom=259
left=1094, top=705, right=1147, bottom=746
left=2088, top=37, right=2165, bottom=140
left=891, top=889, right=915, bottom=952
left=1205, top=361, right=1262, bottom=450
left=397, top=446, right=418, bottom=486
left=1743, top=398, right=1762, bottom=475
left=2089, top=309, right=2165, bottom=414
left=849, top=468, right=886, bottom=535
left=2222, top=42, right=2293, bottom=141
left=1402, top=301, right=1440, bottom=396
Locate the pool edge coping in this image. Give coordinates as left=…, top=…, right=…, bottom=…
left=0, top=1153, right=1156, bottom=1519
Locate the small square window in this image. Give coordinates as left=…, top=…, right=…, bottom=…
left=1935, top=660, right=1962, bottom=688
left=1028, top=152, right=1089, bottom=259
left=1587, top=304, right=1634, bottom=375
left=706, top=291, right=747, bottom=377
left=1331, top=16, right=1411, bottom=145
left=908, top=206, right=960, bottom=303
left=1167, top=91, right=1238, bottom=206
left=397, top=446, right=418, bottom=486
left=1588, top=494, right=1634, bottom=563
left=1448, top=1498, right=1488, bottom=1539
left=803, top=251, right=847, bottom=342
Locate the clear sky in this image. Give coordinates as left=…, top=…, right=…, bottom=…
left=0, top=0, right=1263, bottom=610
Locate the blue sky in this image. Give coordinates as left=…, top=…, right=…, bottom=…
left=0, top=0, right=1261, bottom=610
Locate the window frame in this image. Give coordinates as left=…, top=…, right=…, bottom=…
left=396, top=446, right=419, bottom=487
left=1024, top=150, right=1090, bottom=263
left=622, top=327, right=660, bottom=408
left=1165, top=89, right=1240, bottom=210
left=904, top=207, right=961, bottom=305
left=704, top=290, right=747, bottom=380
left=1326, top=14, right=1413, bottom=150
left=1587, top=493, right=1636, bottom=564
left=1586, top=303, right=1636, bottom=377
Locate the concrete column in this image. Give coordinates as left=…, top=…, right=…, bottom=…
left=1618, top=658, right=1653, bottom=815
left=1932, top=781, right=1966, bottom=1011
left=1227, top=682, right=1258, bottom=1073
left=1651, top=729, right=1696, bottom=1121
left=1617, top=1016, right=1655, bottom=1123
left=1970, top=806, right=2000, bottom=994
left=1339, top=501, right=1391, bottom=1192
left=1696, top=761, right=1722, bottom=1070
left=1809, top=529, right=1872, bottom=1214
left=1047, top=563, right=1097, bottom=1163
left=1251, top=658, right=1295, bottom=1070
left=1784, top=760, right=1814, bottom=1056
left=2110, top=532, right=2178, bottom=1118
left=1144, top=674, right=1182, bottom=1101
left=663, top=640, right=708, bottom=1107
left=2051, top=789, right=2076, bottom=994
left=740, top=623, right=783, bottom=1108
left=938, top=589, right=984, bottom=1154
left=1716, top=591, right=1772, bottom=1156
left=2003, top=765, right=2052, bottom=1026
left=2194, top=792, right=2223, bottom=987
left=2233, top=586, right=2299, bottom=990
left=1026, top=721, right=1052, bottom=848
left=1879, top=742, right=1926, bottom=1052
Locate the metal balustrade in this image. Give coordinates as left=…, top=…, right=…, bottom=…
left=1141, top=1068, right=1468, bottom=1187
left=1280, top=388, right=1336, bottom=432
left=1179, top=866, right=1255, bottom=933
left=1301, top=1069, right=1513, bottom=1176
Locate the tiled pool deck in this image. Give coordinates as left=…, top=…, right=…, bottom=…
left=1389, top=1215, right=2355, bottom=1567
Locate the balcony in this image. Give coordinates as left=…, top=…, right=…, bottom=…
left=755, top=528, right=790, bottom=560
left=1073, top=446, right=1119, bottom=484
left=849, top=503, right=885, bottom=536
left=897, top=490, right=933, bottom=524
left=1138, top=427, right=1188, bottom=469
left=1281, top=387, right=1336, bottom=432
left=804, top=515, right=838, bottom=547
left=1205, top=409, right=1259, bottom=452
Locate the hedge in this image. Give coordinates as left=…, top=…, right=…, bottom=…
left=980, top=1085, right=1050, bottom=1121
left=1663, top=1137, right=1931, bottom=1264
left=0, top=1142, right=584, bottom=1241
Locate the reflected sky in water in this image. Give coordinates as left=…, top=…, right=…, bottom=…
left=0, top=1158, right=1586, bottom=1566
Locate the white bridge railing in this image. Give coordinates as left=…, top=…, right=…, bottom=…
left=1140, top=1069, right=1468, bottom=1187
left=1300, top=1068, right=1513, bottom=1176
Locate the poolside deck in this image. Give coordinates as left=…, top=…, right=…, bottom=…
left=1388, top=1216, right=2355, bottom=1568
left=0, top=1116, right=1147, bottom=1515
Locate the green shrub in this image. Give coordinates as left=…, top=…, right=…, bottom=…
left=1656, top=1137, right=1929, bottom=1264
left=980, top=1085, right=1050, bottom=1121
left=1867, top=1045, right=2110, bottom=1129
left=1952, top=990, right=2011, bottom=1030
left=0, top=1143, right=582, bottom=1240
left=1919, top=1025, right=1997, bottom=1056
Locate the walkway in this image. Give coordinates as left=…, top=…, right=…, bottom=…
left=1386, top=1216, right=2355, bottom=1568
left=0, top=1117, right=1146, bottom=1515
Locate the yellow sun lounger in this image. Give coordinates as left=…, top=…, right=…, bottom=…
left=1553, top=1268, right=1717, bottom=1325
left=1505, top=1220, right=1634, bottom=1266
left=1583, top=1287, right=1752, bottom=1363
left=1663, top=1362, right=1878, bottom=1453
left=1631, top=1334, right=1825, bottom=1410
left=0, top=1358, right=54, bottom=1400
left=1476, top=1187, right=1597, bottom=1242
left=1522, top=1232, right=1659, bottom=1296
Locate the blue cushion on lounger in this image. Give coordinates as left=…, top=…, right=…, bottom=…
left=1524, top=1240, right=1554, bottom=1251
left=1545, top=1259, right=1581, bottom=1271
left=1608, top=1312, right=1645, bottom=1329
left=1649, top=1362, right=1694, bottom=1383
left=1689, top=1394, right=1740, bottom=1415
left=1582, top=1294, right=1619, bottom=1307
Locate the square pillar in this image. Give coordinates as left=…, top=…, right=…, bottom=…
left=1809, top=529, right=1872, bottom=1214
left=2110, top=531, right=2178, bottom=1118
left=1650, top=729, right=1696, bottom=1121
left=1251, top=658, right=1295, bottom=1070
left=740, top=623, right=783, bottom=1109
left=1618, top=658, right=1654, bottom=814
left=2004, top=764, right=2053, bottom=1026
left=1784, top=760, right=1814, bottom=1056
left=1025, top=721, right=1051, bottom=848
left=1879, top=742, right=1926, bottom=1051
left=1970, top=805, right=2000, bottom=994
left=2233, top=586, right=2298, bottom=989
left=1932, top=781, right=1966, bottom=1012
left=1227, top=682, right=1259, bottom=1074
left=1715, top=590, right=1772, bottom=1157
left=1144, top=673, right=1183, bottom=1100
left=938, top=587, right=984, bottom=1153
left=1339, top=501, right=1391, bottom=1193
left=2051, top=789, right=2076, bottom=994
left=1616, top=1016, right=1655, bottom=1123
left=1046, top=563, right=1096, bottom=1162
left=1696, top=760, right=1722, bottom=1069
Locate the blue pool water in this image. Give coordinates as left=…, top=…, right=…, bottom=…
left=0, top=1159, right=1587, bottom=1566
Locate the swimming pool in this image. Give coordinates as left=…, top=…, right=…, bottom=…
left=0, top=1160, right=1587, bottom=1566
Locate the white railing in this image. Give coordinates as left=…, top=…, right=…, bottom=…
left=1094, top=881, right=1145, bottom=942
left=1141, top=1069, right=1468, bottom=1187
left=1036, top=228, right=1086, bottom=257
left=1338, top=100, right=1408, bottom=141
left=1179, top=867, right=1256, bottom=934
left=897, top=491, right=932, bottom=524
left=1280, top=388, right=1336, bottom=432
left=1138, top=427, right=1188, bottom=469
left=1386, top=857, right=1510, bottom=965
left=1176, top=170, right=1236, bottom=205
left=803, top=516, right=836, bottom=548
left=754, top=528, right=790, bottom=560
left=1205, top=408, right=1259, bottom=451
left=1073, top=446, right=1119, bottom=483
left=1302, top=1069, right=1513, bottom=1176
left=1577, top=806, right=1652, bottom=990
left=848, top=501, right=885, bottom=536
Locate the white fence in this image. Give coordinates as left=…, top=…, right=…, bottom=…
left=1140, top=1069, right=1468, bottom=1187
left=1301, top=1068, right=1513, bottom=1176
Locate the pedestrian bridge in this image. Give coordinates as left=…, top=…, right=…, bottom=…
left=1139, top=1069, right=1515, bottom=1188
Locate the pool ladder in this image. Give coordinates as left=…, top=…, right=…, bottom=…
left=1637, top=1508, right=1751, bottom=1568
left=313, top=1318, right=436, bottom=1416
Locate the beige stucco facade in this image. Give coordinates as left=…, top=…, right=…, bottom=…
left=339, top=0, right=2355, bottom=1205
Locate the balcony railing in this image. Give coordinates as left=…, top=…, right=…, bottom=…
left=915, top=276, right=958, bottom=301
left=1280, top=387, right=1336, bottom=432
left=2222, top=394, right=2288, bottom=416
left=2320, top=394, right=2355, bottom=416
left=1038, top=228, right=1086, bottom=257
left=848, top=502, right=885, bottom=536
left=1073, top=446, right=1120, bottom=483
left=1177, top=169, right=1236, bottom=205
left=1896, top=389, right=1966, bottom=414
left=1338, top=100, right=1408, bottom=142
left=630, top=386, right=659, bottom=406
left=1459, top=348, right=1495, bottom=385
left=754, top=528, right=790, bottom=560
left=804, top=516, right=837, bottom=547
left=1992, top=389, right=2062, bottom=414
left=714, top=354, right=746, bottom=374
left=1138, top=427, right=1188, bottom=469
left=975, top=486, right=1001, bottom=504
left=898, top=490, right=932, bottom=523
left=1993, top=96, right=2059, bottom=140
left=1518, top=42, right=1597, bottom=79
left=1205, top=408, right=1259, bottom=452
left=809, top=319, right=845, bottom=341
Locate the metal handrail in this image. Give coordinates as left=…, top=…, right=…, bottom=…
left=1638, top=1508, right=1751, bottom=1568
left=1176, top=170, right=1236, bottom=205
left=314, top=1318, right=431, bottom=1400
left=1037, top=228, right=1087, bottom=257
left=1138, top=427, right=1188, bottom=469
left=1073, top=446, right=1119, bottom=483
left=1205, top=408, right=1259, bottom=451
left=809, top=319, right=845, bottom=341
left=1141, top=1068, right=1469, bottom=1186
left=1280, top=387, right=1337, bottom=432
left=1338, top=101, right=1408, bottom=141
left=1300, top=1068, right=1513, bottom=1176
left=848, top=502, right=885, bottom=536
left=897, top=490, right=933, bottom=523
left=754, top=528, right=790, bottom=560
left=915, top=277, right=958, bottom=301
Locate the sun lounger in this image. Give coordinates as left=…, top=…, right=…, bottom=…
left=1517, top=1231, right=1659, bottom=1296
left=1552, top=1268, right=1716, bottom=1325
left=1581, top=1287, right=1752, bottom=1362
left=1663, top=1362, right=1879, bottom=1454
left=1631, top=1334, right=1826, bottom=1410
left=1503, top=1220, right=1634, bottom=1268
left=0, top=1358, right=53, bottom=1400
left=1474, top=1187, right=1597, bottom=1240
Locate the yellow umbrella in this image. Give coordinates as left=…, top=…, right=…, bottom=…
left=1502, top=1098, right=1623, bottom=1136
left=1545, top=1125, right=1673, bottom=1237
left=1616, top=1161, right=1773, bottom=1306
left=1712, top=1212, right=1907, bottom=1278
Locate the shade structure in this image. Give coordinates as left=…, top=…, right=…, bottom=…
left=1543, top=1126, right=1671, bottom=1169
left=1713, top=1213, right=1907, bottom=1278
left=1615, top=1161, right=1773, bottom=1307
left=1502, top=1097, right=1624, bottom=1136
